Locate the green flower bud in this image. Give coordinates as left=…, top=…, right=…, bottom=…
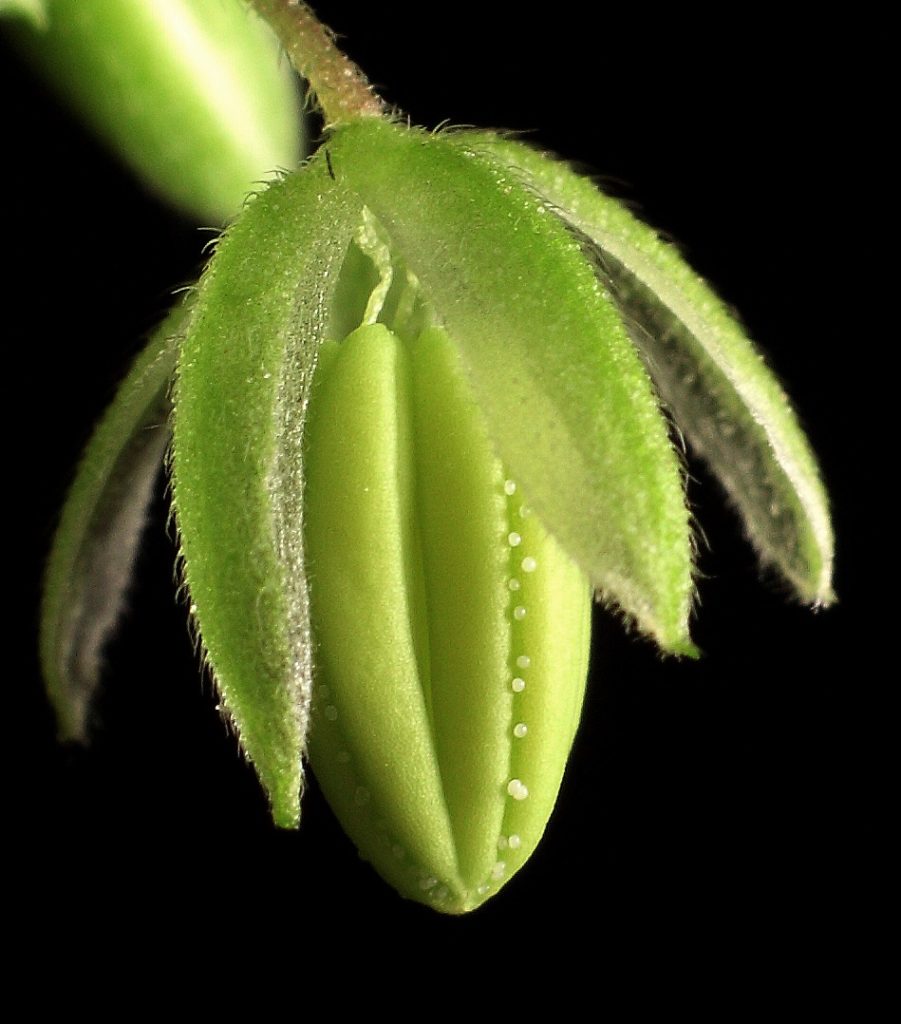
left=38, top=8, right=833, bottom=912
left=304, top=323, right=591, bottom=912
left=4, top=0, right=303, bottom=223
left=167, top=124, right=699, bottom=851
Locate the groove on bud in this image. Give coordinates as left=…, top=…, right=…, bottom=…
left=304, top=323, right=591, bottom=913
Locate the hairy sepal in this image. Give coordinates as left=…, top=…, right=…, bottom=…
left=40, top=301, right=187, bottom=740
left=475, top=135, right=834, bottom=605
left=172, top=153, right=362, bottom=827
left=330, top=119, right=694, bottom=653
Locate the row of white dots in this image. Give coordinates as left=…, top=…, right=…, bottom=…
left=503, top=480, right=532, bottom=517
left=503, top=480, right=531, bottom=839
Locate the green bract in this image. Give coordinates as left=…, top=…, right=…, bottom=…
left=42, top=117, right=833, bottom=912
left=5, top=0, right=302, bottom=223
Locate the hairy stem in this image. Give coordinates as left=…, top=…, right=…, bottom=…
left=250, top=0, right=385, bottom=123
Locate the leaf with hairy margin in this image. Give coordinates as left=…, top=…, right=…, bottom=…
left=331, top=119, right=695, bottom=654
left=171, top=152, right=363, bottom=827
left=469, top=134, right=834, bottom=606
left=40, top=301, right=188, bottom=740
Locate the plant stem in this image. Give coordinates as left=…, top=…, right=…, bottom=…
left=250, top=0, right=385, bottom=124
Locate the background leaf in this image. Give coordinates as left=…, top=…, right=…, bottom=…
left=40, top=302, right=186, bottom=740
left=6, top=0, right=303, bottom=223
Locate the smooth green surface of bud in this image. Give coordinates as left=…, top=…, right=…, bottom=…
left=304, top=323, right=592, bottom=913
left=8, top=0, right=302, bottom=223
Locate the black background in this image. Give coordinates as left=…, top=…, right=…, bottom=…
left=2, top=1, right=870, bottom=975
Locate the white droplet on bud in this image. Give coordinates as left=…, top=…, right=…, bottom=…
left=507, top=779, right=529, bottom=801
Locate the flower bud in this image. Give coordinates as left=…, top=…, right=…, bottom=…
left=6, top=0, right=302, bottom=223
left=304, top=322, right=591, bottom=913
left=33, top=3, right=834, bottom=920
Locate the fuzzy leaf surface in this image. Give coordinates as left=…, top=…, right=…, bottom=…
left=172, top=152, right=362, bottom=827
left=477, top=135, right=834, bottom=604
left=40, top=303, right=186, bottom=740
left=331, top=119, right=694, bottom=652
